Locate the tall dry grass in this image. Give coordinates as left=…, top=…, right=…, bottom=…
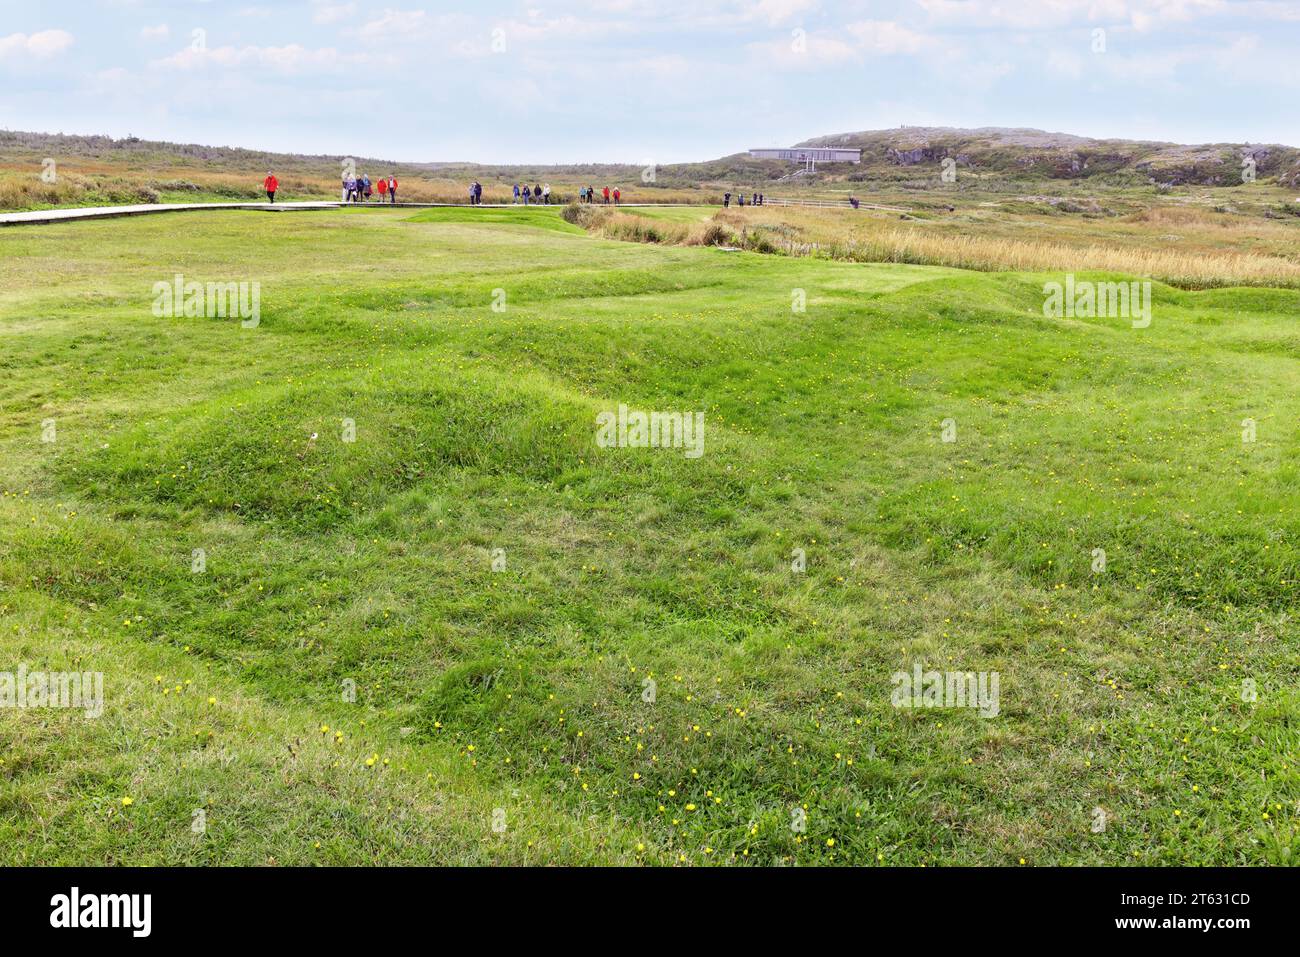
left=704, top=206, right=1300, bottom=288
left=0, top=174, right=147, bottom=210
left=564, top=204, right=740, bottom=248
left=816, top=227, right=1300, bottom=288
left=563, top=202, right=1300, bottom=288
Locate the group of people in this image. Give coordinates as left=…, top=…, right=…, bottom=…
left=510, top=182, right=552, bottom=204
left=260, top=169, right=793, bottom=212
left=258, top=171, right=625, bottom=208
left=343, top=172, right=398, bottom=203
left=466, top=182, right=628, bottom=206
left=578, top=185, right=619, bottom=204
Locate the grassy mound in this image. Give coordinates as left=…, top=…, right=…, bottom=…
left=2, top=206, right=1298, bottom=866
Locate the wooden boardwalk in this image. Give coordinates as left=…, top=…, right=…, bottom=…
left=0, top=201, right=710, bottom=227
left=0, top=201, right=342, bottom=227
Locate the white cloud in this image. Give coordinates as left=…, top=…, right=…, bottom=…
left=749, top=0, right=820, bottom=26
left=624, top=53, right=694, bottom=80
left=1140, top=0, right=1228, bottom=26
left=845, top=20, right=938, bottom=55
left=312, top=2, right=358, bottom=26
left=140, top=24, right=170, bottom=41
left=747, top=32, right=862, bottom=70
left=0, top=29, right=75, bottom=59
left=912, top=0, right=1254, bottom=32
left=752, top=18, right=940, bottom=70
left=915, top=0, right=1130, bottom=30
left=357, top=8, right=430, bottom=40
left=1046, top=49, right=1084, bottom=78
left=152, top=43, right=380, bottom=74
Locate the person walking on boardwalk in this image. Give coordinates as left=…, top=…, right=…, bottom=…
left=613, top=187, right=620, bottom=205
left=386, top=175, right=397, bottom=203
left=542, top=183, right=551, bottom=204
left=362, top=174, right=372, bottom=201
left=522, top=184, right=531, bottom=205
left=377, top=176, right=388, bottom=201
left=513, top=183, right=521, bottom=204
left=475, top=181, right=483, bottom=204
left=602, top=185, right=610, bottom=204
left=263, top=171, right=278, bottom=203
left=723, top=191, right=731, bottom=208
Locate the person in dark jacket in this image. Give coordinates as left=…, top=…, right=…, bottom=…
left=723, top=192, right=731, bottom=208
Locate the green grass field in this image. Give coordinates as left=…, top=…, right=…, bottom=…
left=1, top=205, right=1297, bottom=865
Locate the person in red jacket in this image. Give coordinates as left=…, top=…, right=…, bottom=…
left=263, top=171, right=278, bottom=203
left=602, top=185, right=610, bottom=204
left=613, top=187, right=621, bottom=205
left=377, top=177, right=388, bottom=200
left=386, top=175, right=397, bottom=204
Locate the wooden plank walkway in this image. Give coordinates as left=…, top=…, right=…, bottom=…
left=0, top=201, right=714, bottom=227
left=0, top=201, right=341, bottom=227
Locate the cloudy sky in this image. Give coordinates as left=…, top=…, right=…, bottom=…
left=3, top=0, right=1296, bottom=163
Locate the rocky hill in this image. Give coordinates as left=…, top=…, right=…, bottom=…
left=796, top=127, right=1300, bottom=188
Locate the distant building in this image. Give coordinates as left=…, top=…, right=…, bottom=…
left=749, top=147, right=862, bottom=171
